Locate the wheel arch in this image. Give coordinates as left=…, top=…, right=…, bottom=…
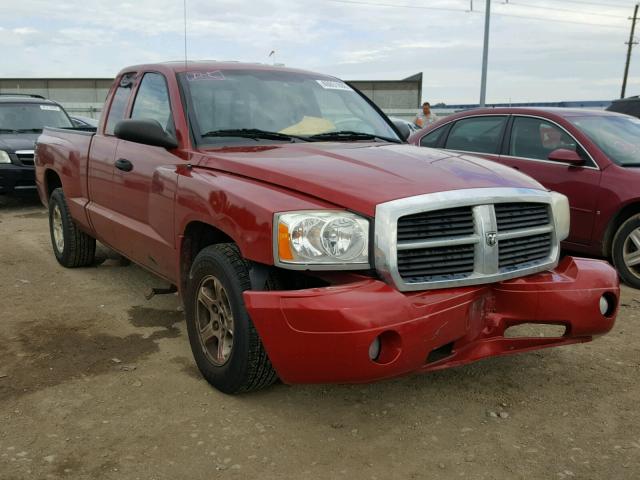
left=179, top=220, right=236, bottom=293
left=44, top=168, right=63, bottom=201
left=602, top=200, right=640, bottom=257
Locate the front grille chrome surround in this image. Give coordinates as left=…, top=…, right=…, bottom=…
left=15, top=149, right=35, bottom=166
left=374, top=188, right=561, bottom=292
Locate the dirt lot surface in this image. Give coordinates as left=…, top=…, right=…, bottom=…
left=1, top=192, right=639, bottom=480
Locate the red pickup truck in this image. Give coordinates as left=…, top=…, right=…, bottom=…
left=35, top=62, right=619, bottom=394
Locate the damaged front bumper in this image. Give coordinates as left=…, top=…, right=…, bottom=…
left=244, top=256, right=619, bottom=384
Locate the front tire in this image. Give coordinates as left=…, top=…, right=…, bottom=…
left=612, top=214, right=640, bottom=289
left=48, top=188, right=96, bottom=268
left=184, top=244, right=277, bottom=394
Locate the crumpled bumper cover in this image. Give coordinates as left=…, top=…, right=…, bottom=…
left=244, top=257, right=619, bottom=384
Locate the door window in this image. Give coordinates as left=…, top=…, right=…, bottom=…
left=509, top=117, right=577, bottom=160
left=131, top=73, right=174, bottom=134
left=420, top=126, right=447, bottom=148
left=444, top=116, right=507, bottom=154
left=105, top=73, right=136, bottom=135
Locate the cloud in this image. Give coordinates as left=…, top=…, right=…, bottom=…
left=12, top=27, right=38, bottom=35
left=0, top=0, right=636, bottom=102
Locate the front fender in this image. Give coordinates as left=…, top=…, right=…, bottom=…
left=174, top=167, right=337, bottom=265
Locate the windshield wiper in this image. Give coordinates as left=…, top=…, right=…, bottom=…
left=0, top=128, right=18, bottom=133
left=307, top=130, right=401, bottom=143
left=15, top=128, right=43, bottom=133
left=200, top=128, right=308, bottom=142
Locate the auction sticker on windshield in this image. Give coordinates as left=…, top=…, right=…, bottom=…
left=40, top=105, right=61, bottom=111
left=186, top=71, right=225, bottom=81
left=316, top=79, right=352, bottom=91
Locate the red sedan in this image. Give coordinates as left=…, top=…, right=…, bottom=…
left=409, top=107, right=640, bottom=287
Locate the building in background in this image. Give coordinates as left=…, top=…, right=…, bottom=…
left=0, top=74, right=424, bottom=121
left=0, top=73, right=422, bottom=120
left=348, top=73, right=423, bottom=121
left=0, top=78, right=112, bottom=119
left=0, top=74, right=613, bottom=123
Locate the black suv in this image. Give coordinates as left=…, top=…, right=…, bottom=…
left=0, top=94, right=74, bottom=194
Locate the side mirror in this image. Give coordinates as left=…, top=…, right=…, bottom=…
left=547, top=148, right=584, bottom=165
left=114, top=119, right=178, bottom=149
left=391, top=119, right=411, bottom=141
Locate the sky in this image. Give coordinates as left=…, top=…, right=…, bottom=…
left=0, top=0, right=638, bottom=104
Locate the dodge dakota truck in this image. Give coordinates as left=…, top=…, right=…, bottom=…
left=35, top=62, right=620, bottom=394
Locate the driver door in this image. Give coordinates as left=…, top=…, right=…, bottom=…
left=107, top=72, right=183, bottom=280
left=498, top=116, right=602, bottom=246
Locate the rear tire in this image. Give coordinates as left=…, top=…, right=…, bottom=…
left=184, top=243, right=277, bottom=394
left=612, top=214, right=640, bottom=289
left=48, top=188, right=96, bottom=268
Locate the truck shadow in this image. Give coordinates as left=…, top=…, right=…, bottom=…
left=228, top=346, right=611, bottom=429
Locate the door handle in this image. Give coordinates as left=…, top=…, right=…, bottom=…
left=115, top=158, right=133, bottom=172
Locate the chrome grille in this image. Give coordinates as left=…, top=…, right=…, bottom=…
left=16, top=150, right=35, bottom=166
left=499, top=233, right=552, bottom=270
left=375, top=188, right=561, bottom=292
left=397, top=244, right=475, bottom=282
left=397, top=206, right=474, bottom=241
left=495, top=203, right=549, bottom=230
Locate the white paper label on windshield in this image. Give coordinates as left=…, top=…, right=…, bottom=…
left=316, top=79, right=352, bottom=91
left=40, top=105, right=61, bottom=111
left=186, top=71, right=225, bottom=81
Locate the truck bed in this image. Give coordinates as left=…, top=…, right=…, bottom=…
left=36, top=127, right=95, bottom=232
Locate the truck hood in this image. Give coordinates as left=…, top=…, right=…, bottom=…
left=195, top=143, right=545, bottom=216
left=0, top=133, right=39, bottom=152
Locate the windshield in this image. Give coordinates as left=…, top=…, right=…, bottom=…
left=570, top=115, right=640, bottom=166
left=0, top=103, right=73, bottom=133
left=178, top=69, right=399, bottom=144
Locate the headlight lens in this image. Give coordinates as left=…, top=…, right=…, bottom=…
left=275, top=211, right=369, bottom=268
left=0, top=151, right=11, bottom=164
left=550, top=191, right=570, bottom=241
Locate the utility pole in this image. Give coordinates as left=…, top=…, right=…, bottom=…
left=479, top=0, right=491, bottom=106
left=621, top=3, right=639, bottom=99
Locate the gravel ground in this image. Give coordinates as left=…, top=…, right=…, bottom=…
left=1, top=192, right=639, bottom=480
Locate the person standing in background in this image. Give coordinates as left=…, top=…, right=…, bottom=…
left=414, top=102, right=437, bottom=128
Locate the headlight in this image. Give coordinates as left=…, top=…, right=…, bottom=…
left=550, top=191, right=570, bottom=241
left=275, top=211, right=369, bottom=269
left=0, top=151, right=11, bottom=164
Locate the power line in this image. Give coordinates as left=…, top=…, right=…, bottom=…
left=507, top=1, right=627, bottom=19
left=326, top=0, right=626, bottom=28
left=325, top=0, right=465, bottom=13
left=548, top=0, right=632, bottom=9
left=486, top=9, right=625, bottom=28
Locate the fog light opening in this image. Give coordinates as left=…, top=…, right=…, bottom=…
left=369, top=330, right=402, bottom=365
left=599, top=293, right=616, bottom=318
left=368, top=337, right=381, bottom=361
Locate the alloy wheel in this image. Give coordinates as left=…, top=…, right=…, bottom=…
left=195, top=275, right=235, bottom=366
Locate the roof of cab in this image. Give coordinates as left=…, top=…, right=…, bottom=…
left=0, top=95, right=61, bottom=105
left=115, top=61, right=337, bottom=80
